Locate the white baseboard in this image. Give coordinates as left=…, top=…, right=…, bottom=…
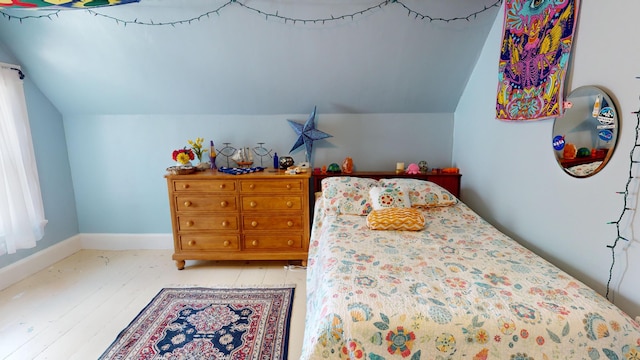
left=0, top=233, right=173, bottom=291
left=80, top=233, right=173, bottom=250
left=0, top=234, right=82, bottom=291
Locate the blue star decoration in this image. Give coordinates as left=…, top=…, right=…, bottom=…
left=287, top=106, right=333, bottom=161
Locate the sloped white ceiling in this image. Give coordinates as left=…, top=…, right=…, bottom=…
left=0, top=0, right=500, bottom=115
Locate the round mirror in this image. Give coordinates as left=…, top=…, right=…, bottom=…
left=552, top=86, right=619, bottom=178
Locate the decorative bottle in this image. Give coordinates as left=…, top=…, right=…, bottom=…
left=209, top=141, right=217, bottom=169
left=592, top=95, right=601, bottom=117
left=273, top=152, right=279, bottom=169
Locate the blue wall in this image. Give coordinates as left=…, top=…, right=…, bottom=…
left=0, top=44, right=79, bottom=268
left=64, top=113, right=454, bottom=233
left=0, top=45, right=455, bottom=267
left=454, top=1, right=640, bottom=317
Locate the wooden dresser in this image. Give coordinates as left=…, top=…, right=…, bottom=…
left=312, top=171, right=461, bottom=198
left=165, top=169, right=311, bottom=270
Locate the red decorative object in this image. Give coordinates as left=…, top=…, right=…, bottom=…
left=172, top=148, right=195, bottom=164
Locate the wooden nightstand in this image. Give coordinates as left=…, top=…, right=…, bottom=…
left=165, top=169, right=311, bottom=269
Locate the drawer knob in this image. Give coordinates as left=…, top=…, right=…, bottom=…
left=252, top=240, right=258, bottom=246
left=250, top=201, right=257, bottom=208
left=251, top=221, right=258, bottom=227
left=182, top=184, right=190, bottom=189
left=184, top=201, right=192, bottom=207
left=286, top=184, right=292, bottom=190
left=287, top=221, right=294, bottom=227
left=219, top=184, right=226, bottom=189
left=188, top=240, right=196, bottom=246
left=186, top=221, right=194, bottom=227
left=286, top=201, right=293, bottom=208
left=249, top=184, right=255, bottom=189
left=223, top=240, right=230, bottom=247
left=221, top=221, right=229, bottom=227
left=220, top=201, right=228, bottom=208
left=287, top=240, right=294, bottom=246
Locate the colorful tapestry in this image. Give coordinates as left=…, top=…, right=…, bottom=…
left=496, top=0, right=580, bottom=121
left=99, top=287, right=295, bottom=360
left=0, top=0, right=139, bottom=8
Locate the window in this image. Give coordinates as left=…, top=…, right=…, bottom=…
left=0, top=65, right=47, bottom=255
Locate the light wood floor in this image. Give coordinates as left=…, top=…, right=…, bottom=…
left=0, top=249, right=307, bottom=360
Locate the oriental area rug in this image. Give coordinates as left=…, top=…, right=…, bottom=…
left=99, top=287, right=295, bottom=360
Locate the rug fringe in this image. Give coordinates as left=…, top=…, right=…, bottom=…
left=163, top=283, right=297, bottom=289
left=284, top=264, right=307, bottom=271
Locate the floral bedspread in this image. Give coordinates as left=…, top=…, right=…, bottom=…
left=566, top=161, right=603, bottom=177
left=301, top=200, right=640, bottom=359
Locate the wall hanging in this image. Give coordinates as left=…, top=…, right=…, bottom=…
left=0, top=0, right=139, bottom=9
left=496, top=0, right=580, bottom=121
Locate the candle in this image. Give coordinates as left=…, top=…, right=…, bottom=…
left=396, top=162, right=404, bottom=174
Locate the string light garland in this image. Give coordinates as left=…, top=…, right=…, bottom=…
left=605, top=95, right=640, bottom=300
left=0, top=0, right=502, bottom=26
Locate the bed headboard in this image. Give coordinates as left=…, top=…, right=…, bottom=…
left=312, top=171, right=461, bottom=198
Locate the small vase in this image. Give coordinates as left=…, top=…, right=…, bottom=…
left=279, top=156, right=294, bottom=169
left=177, top=161, right=192, bottom=167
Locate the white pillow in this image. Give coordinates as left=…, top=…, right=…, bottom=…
left=321, top=177, right=379, bottom=215
left=379, top=179, right=458, bottom=207
left=369, top=186, right=411, bottom=210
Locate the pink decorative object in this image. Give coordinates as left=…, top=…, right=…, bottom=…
left=406, top=163, right=420, bottom=174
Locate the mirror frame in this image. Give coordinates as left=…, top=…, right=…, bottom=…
left=552, top=86, right=619, bottom=178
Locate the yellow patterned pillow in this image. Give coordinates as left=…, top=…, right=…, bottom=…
left=366, top=208, right=425, bottom=231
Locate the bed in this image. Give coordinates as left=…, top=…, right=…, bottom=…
left=301, top=176, right=640, bottom=359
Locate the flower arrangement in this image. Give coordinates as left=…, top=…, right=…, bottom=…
left=188, top=137, right=208, bottom=163
left=172, top=148, right=195, bottom=165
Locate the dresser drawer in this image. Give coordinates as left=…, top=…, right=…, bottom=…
left=178, top=215, right=238, bottom=231
left=179, top=234, right=240, bottom=251
left=243, top=234, right=303, bottom=250
left=239, top=179, right=304, bottom=193
left=173, top=180, right=236, bottom=192
left=242, top=215, right=303, bottom=230
left=241, top=196, right=302, bottom=211
left=175, top=195, right=237, bottom=212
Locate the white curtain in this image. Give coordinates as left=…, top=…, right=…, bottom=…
left=0, top=67, right=47, bottom=255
